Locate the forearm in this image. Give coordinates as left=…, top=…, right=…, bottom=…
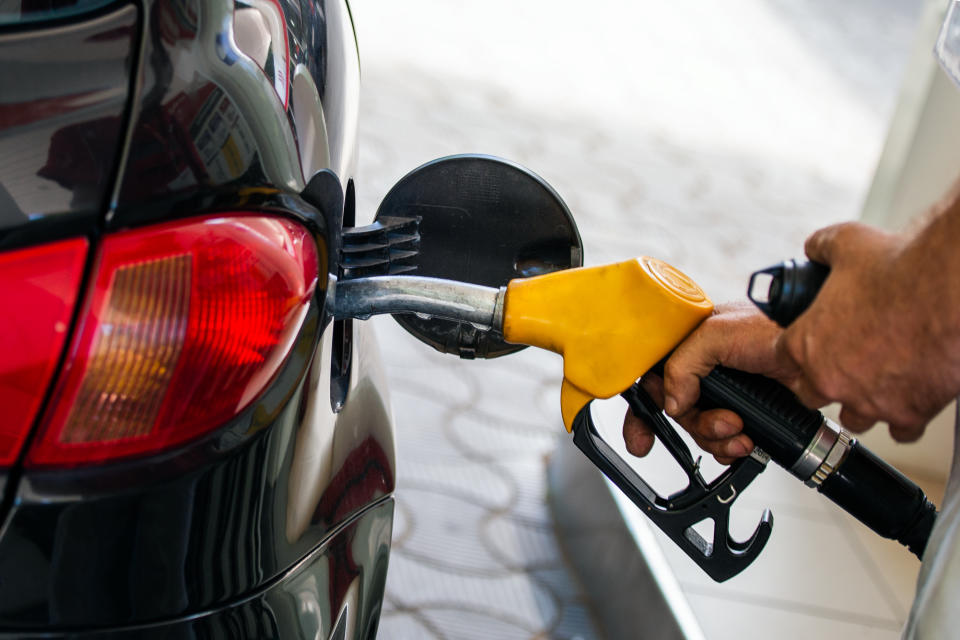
left=896, top=183, right=960, bottom=355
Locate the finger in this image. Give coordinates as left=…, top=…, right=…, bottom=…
left=684, top=408, right=743, bottom=442
left=623, top=410, right=656, bottom=457
left=839, top=405, right=877, bottom=432
left=804, top=222, right=865, bottom=266
left=692, top=410, right=753, bottom=458
left=888, top=421, right=926, bottom=443
left=720, top=434, right=754, bottom=460
left=805, top=221, right=896, bottom=268
left=662, top=404, right=754, bottom=464
left=639, top=373, right=666, bottom=408
left=689, top=431, right=754, bottom=464
left=662, top=332, right=722, bottom=415
left=663, top=303, right=786, bottom=415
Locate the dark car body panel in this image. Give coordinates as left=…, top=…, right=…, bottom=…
left=0, top=499, right=393, bottom=639
left=0, top=4, right=138, bottom=250
left=109, top=0, right=359, bottom=229
left=0, top=0, right=394, bottom=636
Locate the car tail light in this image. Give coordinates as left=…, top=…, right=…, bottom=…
left=28, top=215, right=318, bottom=468
left=0, top=239, right=88, bottom=467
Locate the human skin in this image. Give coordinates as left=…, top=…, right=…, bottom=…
left=624, top=180, right=960, bottom=465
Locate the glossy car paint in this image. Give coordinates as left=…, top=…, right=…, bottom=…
left=0, top=0, right=394, bottom=636
left=4, top=501, right=393, bottom=639
left=0, top=5, right=137, bottom=248
left=109, top=0, right=359, bottom=227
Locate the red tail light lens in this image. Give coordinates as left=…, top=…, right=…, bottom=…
left=0, top=238, right=88, bottom=467
left=28, top=215, right=318, bottom=467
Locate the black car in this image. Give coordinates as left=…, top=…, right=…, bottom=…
left=0, top=0, right=395, bottom=636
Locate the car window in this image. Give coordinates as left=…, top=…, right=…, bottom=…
left=0, top=0, right=117, bottom=26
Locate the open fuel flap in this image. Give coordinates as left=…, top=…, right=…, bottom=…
left=338, top=154, right=583, bottom=358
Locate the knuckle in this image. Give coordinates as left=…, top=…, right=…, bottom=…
left=702, top=416, right=736, bottom=440
left=689, top=418, right=715, bottom=440
left=806, top=221, right=867, bottom=264
left=779, top=331, right=805, bottom=366
left=663, top=360, right=696, bottom=398
left=803, top=363, right=841, bottom=404
left=663, top=357, right=683, bottom=381
left=826, top=221, right=866, bottom=247
left=704, top=422, right=726, bottom=440
left=805, top=226, right=832, bottom=255
left=831, top=221, right=863, bottom=236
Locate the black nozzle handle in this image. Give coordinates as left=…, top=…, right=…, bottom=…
left=748, top=259, right=829, bottom=327
left=700, top=366, right=936, bottom=557
left=651, top=361, right=936, bottom=557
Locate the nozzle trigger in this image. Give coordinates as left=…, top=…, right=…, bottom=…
left=570, top=383, right=773, bottom=582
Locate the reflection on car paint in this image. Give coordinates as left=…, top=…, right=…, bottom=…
left=234, top=0, right=290, bottom=109
left=117, top=0, right=302, bottom=208
left=175, top=84, right=258, bottom=182
left=0, top=6, right=136, bottom=229
left=286, top=321, right=396, bottom=543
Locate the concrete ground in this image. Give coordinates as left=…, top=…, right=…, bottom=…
left=349, top=1, right=927, bottom=638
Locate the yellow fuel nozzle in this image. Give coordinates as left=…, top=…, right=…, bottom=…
left=501, top=257, right=713, bottom=431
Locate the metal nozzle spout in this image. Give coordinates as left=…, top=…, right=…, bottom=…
left=331, top=275, right=506, bottom=332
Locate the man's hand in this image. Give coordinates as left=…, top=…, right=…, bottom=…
left=625, top=210, right=960, bottom=463
left=778, top=221, right=960, bottom=441
left=623, top=302, right=794, bottom=464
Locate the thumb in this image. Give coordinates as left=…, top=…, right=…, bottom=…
left=661, top=302, right=782, bottom=416
left=661, top=322, right=726, bottom=416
